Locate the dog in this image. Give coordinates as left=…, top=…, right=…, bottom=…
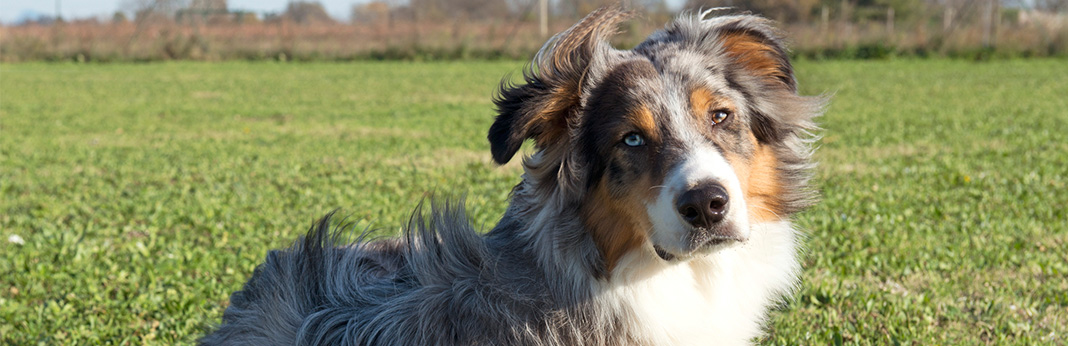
left=202, top=6, right=823, bottom=345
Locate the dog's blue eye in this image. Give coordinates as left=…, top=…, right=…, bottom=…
left=712, top=110, right=730, bottom=124
left=623, top=133, right=645, bottom=147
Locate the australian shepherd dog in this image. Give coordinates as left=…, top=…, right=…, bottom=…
left=203, top=6, right=824, bottom=346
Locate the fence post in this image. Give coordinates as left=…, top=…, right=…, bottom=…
left=821, top=5, right=829, bottom=36
left=982, top=0, right=995, bottom=48
left=943, top=6, right=952, bottom=34
left=539, top=0, right=548, bottom=38
left=887, top=7, right=894, bottom=38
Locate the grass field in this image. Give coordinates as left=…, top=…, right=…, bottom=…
left=2, top=59, right=1066, bottom=345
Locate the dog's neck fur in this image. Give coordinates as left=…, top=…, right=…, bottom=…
left=485, top=158, right=801, bottom=344
left=492, top=173, right=601, bottom=302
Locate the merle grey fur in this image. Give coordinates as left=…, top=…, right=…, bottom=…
left=201, top=204, right=626, bottom=345
left=202, top=7, right=823, bottom=345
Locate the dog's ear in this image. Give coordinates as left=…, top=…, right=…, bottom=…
left=713, top=17, right=802, bottom=143
left=716, top=19, right=796, bottom=92
left=489, top=7, right=632, bottom=165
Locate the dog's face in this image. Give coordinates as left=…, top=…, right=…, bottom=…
left=491, top=8, right=821, bottom=272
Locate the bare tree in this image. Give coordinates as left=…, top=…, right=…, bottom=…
left=409, top=0, right=510, bottom=20
left=283, top=1, right=335, bottom=24
left=189, top=0, right=226, bottom=12
left=121, top=0, right=190, bottom=21
left=683, top=0, right=818, bottom=23
left=1034, top=0, right=1068, bottom=12
left=352, top=1, right=391, bottom=24
left=556, top=0, right=616, bottom=19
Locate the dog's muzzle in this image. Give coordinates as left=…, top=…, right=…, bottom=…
left=672, top=181, right=745, bottom=255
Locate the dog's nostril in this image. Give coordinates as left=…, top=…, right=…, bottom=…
left=681, top=206, right=699, bottom=220
left=676, top=182, right=730, bottom=228
left=709, top=195, right=727, bottom=212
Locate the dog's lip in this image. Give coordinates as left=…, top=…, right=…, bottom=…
left=692, top=225, right=747, bottom=245
left=701, top=234, right=742, bottom=246
left=653, top=245, right=676, bottom=261
left=653, top=230, right=743, bottom=261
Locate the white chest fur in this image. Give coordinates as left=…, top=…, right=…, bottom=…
left=598, top=221, right=800, bottom=345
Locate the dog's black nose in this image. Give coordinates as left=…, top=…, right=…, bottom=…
left=676, top=183, right=729, bottom=229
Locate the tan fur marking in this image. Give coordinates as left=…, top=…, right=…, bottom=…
left=631, top=106, right=659, bottom=142
left=690, top=87, right=714, bottom=118
left=524, top=85, right=578, bottom=146
left=745, top=145, right=785, bottom=222
left=720, top=32, right=789, bottom=86
left=688, top=87, right=734, bottom=123
left=723, top=136, right=786, bottom=223
left=582, top=178, right=650, bottom=274
left=521, top=7, right=634, bottom=151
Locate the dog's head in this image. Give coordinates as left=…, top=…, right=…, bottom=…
left=490, top=7, right=823, bottom=271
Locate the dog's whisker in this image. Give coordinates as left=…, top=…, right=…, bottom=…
left=752, top=204, right=786, bottom=221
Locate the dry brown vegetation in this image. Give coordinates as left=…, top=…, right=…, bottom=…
left=2, top=2, right=1066, bottom=61
left=0, top=19, right=576, bottom=62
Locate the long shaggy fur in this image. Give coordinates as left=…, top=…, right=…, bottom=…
left=203, top=6, right=824, bottom=345
left=201, top=204, right=625, bottom=346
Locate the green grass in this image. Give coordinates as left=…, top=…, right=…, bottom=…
left=2, top=59, right=1066, bottom=345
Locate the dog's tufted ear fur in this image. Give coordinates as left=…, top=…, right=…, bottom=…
left=489, top=7, right=632, bottom=165
left=715, top=18, right=803, bottom=145
left=716, top=20, right=798, bottom=143
left=716, top=19, right=796, bottom=92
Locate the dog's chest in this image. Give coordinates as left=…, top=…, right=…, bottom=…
left=601, top=254, right=760, bottom=345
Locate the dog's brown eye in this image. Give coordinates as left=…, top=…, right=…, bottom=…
left=711, top=110, right=730, bottom=125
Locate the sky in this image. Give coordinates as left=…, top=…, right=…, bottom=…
left=2, top=0, right=703, bottom=24
left=0, top=0, right=370, bottom=24
left=1, top=0, right=691, bottom=24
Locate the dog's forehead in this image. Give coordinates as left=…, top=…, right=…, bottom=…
left=649, top=49, right=737, bottom=93
left=597, top=57, right=661, bottom=96
left=585, top=48, right=759, bottom=161
left=584, top=58, right=663, bottom=126
left=594, top=49, right=740, bottom=122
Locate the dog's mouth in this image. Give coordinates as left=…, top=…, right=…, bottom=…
left=653, top=228, right=744, bottom=261
left=653, top=245, right=676, bottom=261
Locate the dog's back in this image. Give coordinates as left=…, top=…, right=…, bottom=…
left=200, top=214, right=407, bottom=345
left=200, top=207, right=612, bottom=346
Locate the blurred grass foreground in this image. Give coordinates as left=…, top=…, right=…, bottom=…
left=2, top=0, right=1068, bottom=62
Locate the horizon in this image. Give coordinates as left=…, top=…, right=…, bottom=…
left=2, top=0, right=371, bottom=24
left=1, top=0, right=693, bottom=25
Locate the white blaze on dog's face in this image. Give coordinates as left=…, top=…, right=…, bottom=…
left=576, top=55, right=786, bottom=264
left=489, top=9, right=820, bottom=274
left=644, top=84, right=753, bottom=259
